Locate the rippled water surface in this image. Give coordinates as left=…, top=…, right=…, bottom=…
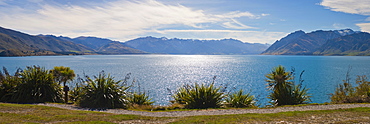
left=1, top=55, right=370, bottom=106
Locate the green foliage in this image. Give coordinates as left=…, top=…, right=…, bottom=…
left=69, top=77, right=84, bottom=103
left=11, top=66, right=63, bottom=103
left=225, top=89, right=255, bottom=108
left=50, top=66, right=76, bottom=103
left=172, top=82, right=225, bottom=109
left=266, top=65, right=311, bottom=106
left=127, top=92, right=154, bottom=106
left=0, top=67, right=21, bottom=101
left=50, top=66, right=75, bottom=86
left=76, top=72, right=130, bottom=109
left=331, top=75, right=370, bottom=103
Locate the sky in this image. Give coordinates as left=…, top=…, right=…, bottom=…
left=0, top=0, right=370, bottom=44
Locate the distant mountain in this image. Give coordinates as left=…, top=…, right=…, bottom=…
left=69, top=36, right=145, bottom=54
left=334, top=29, right=359, bottom=36
left=261, top=29, right=369, bottom=55
left=124, top=36, right=269, bottom=55
left=314, top=32, right=370, bottom=56
left=0, top=27, right=145, bottom=56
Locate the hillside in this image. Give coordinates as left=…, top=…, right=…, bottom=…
left=314, top=32, right=370, bottom=56
left=124, top=36, right=269, bottom=55
left=0, top=27, right=91, bottom=56
left=261, top=29, right=369, bottom=55
left=0, top=27, right=145, bottom=56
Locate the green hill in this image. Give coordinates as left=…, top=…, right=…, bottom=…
left=0, top=27, right=144, bottom=56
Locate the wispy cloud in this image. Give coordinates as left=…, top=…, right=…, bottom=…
left=320, top=0, right=370, bottom=32
left=222, top=19, right=256, bottom=29
left=333, top=23, right=348, bottom=29
left=0, top=0, right=268, bottom=42
left=320, top=0, right=370, bottom=15
left=356, top=23, right=370, bottom=32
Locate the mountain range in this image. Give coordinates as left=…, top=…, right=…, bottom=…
left=1, top=26, right=370, bottom=56
left=124, top=36, right=269, bottom=55
left=0, top=26, right=269, bottom=56
left=261, top=29, right=370, bottom=56
left=0, top=27, right=145, bottom=56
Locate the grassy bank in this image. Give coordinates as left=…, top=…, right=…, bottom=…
left=172, top=107, right=370, bottom=123
left=0, top=103, right=168, bottom=123
left=1, top=103, right=370, bottom=123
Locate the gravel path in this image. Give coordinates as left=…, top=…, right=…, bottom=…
left=37, top=103, right=370, bottom=117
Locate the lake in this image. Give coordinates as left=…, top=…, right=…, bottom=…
left=1, top=55, right=370, bottom=106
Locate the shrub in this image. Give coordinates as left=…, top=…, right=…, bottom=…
left=69, top=77, right=84, bottom=103
left=76, top=72, right=129, bottom=109
left=266, top=65, right=311, bottom=106
left=11, top=66, right=63, bottom=103
left=127, top=92, right=154, bottom=106
left=331, top=75, right=370, bottom=103
left=172, top=82, right=225, bottom=109
left=225, top=89, right=255, bottom=108
left=0, top=67, right=21, bottom=102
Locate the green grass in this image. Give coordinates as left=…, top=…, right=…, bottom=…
left=1, top=103, right=370, bottom=123
left=171, top=107, right=370, bottom=124
left=0, top=103, right=168, bottom=123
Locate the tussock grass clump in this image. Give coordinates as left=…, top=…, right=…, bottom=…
left=172, top=82, right=225, bottom=109
left=76, top=72, right=129, bottom=109
left=127, top=92, right=154, bottom=106
left=225, top=89, right=256, bottom=108
left=10, top=66, right=63, bottom=103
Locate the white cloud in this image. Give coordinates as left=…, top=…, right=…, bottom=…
left=222, top=19, right=256, bottom=29
left=320, top=0, right=370, bottom=15
left=332, top=23, right=348, bottom=29
left=356, top=23, right=370, bottom=32
left=0, top=0, right=263, bottom=41
left=156, top=30, right=285, bottom=44
left=320, top=0, right=370, bottom=33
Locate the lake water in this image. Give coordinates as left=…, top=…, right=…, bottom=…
left=1, top=55, right=370, bottom=106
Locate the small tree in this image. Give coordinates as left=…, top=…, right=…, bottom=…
left=266, top=65, right=310, bottom=106
left=50, top=66, right=75, bottom=103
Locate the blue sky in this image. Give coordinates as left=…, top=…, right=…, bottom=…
left=0, top=0, right=369, bottom=44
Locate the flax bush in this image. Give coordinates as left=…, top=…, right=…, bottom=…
left=11, top=66, right=63, bottom=103
left=225, top=89, right=255, bottom=108
left=266, top=65, right=311, bottom=106
left=76, top=72, right=129, bottom=109
left=0, top=67, right=21, bottom=102
left=127, top=92, right=154, bottom=106
left=173, top=82, right=225, bottom=109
